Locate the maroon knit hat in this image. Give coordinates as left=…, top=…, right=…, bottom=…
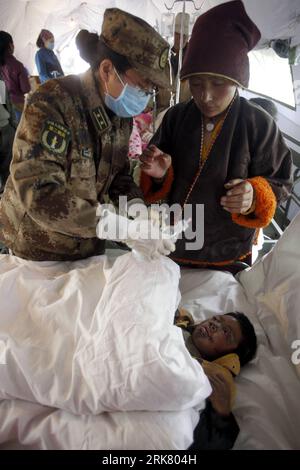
left=180, top=0, right=261, bottom=88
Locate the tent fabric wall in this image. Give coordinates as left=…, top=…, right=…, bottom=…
left=1, top=0, right=300, bottom=75
left=1, top=0, right=299, bottom=133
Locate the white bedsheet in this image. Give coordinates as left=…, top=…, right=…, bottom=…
left=0, top=213, right=300, bottom=449
left=0, top=399, right=199, bottom=450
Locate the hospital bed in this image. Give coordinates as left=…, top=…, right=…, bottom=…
left=0, top=214, right=299, bottom=450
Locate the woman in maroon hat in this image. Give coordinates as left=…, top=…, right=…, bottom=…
left=139, top=0, right=292, bottom=273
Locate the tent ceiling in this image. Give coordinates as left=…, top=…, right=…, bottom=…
left=1, top=0, right=300, bottom=73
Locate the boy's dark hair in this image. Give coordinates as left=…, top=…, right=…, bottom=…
left=226, top=312, right=257, bottom=366
left=250, top=97, right=278, bottom=120
left=75, top=30, right=131, bottom=73
left=0, top=31, right=13, bottom=66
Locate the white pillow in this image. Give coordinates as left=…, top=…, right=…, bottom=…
left=238, top=213, right=300, bottom=377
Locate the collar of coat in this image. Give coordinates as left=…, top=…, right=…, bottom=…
left=80, top=68, right=115, bottom=136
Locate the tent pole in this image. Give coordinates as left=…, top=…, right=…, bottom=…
left=175, top=0, right=186, bottom=104
left=165, top=0, right=206, bottom=106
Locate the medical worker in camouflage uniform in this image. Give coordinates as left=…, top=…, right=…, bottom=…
left=0, top=8, right=171, bottom=261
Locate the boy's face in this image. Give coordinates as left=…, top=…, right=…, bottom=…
left=191, top=315, right=242, bottom=360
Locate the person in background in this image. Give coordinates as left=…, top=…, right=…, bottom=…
left=128, top=111, right=153, bottom=160
left=35, top=29, right=64, bottom=83
left=135, top=112, right=153, bottom=151
left=0, top=31, right=31, bottom=123
left=249, top=97, right=278, bottom=121
left=0, top=73, right=16, bottom=192
left=171, top=12, right=190, bottom=83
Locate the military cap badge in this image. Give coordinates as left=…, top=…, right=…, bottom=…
left=159, top=47, right=169, bottom=69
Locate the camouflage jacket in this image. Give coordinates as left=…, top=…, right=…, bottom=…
left=0, top=69, right=143, bottom=261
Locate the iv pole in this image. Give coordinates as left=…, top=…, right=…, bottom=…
left=164, top=0, right=205, bottom=104
left=175, top=0, right=186, bottom=104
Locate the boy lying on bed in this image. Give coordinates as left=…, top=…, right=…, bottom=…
left=175, top=309, right=257, bottom=450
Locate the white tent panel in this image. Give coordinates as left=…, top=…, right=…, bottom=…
left=1, top=0, right=300, bottom=133
left=1, top=0, right=300, bottom=74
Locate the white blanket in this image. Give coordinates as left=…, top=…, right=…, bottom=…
left=0, top=214, right=300, bottom=449
left=0, top=253, right=211, bottom=415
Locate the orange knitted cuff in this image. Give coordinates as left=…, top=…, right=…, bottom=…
left=232, top=176, right=276, bottom=229
left=140, top=166, right=174, bottom=204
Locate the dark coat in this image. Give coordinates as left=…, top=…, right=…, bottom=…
left=148, top=95, right=292, bottom=266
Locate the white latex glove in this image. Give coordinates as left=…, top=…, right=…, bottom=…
left=96, top=206, right=165, bottom=248
left=96, top=205, right=188, bottom=261
left=125, top=219, right=189, bottom=260
left=96, top=204, right=162, bottom=242
left=126, top=201, right=174, bottom=259
left=125, top=236, right=176, bottom=260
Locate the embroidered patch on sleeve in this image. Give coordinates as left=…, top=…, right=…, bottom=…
left=41, top=120, right=71, bottom=156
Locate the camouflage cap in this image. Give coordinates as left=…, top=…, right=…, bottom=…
left=101, top=8, right=170, bottom=89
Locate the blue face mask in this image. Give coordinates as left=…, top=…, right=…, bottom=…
left=104, top=69, right=151, bottom=118
left=46, top=41, right=55, bottom=51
